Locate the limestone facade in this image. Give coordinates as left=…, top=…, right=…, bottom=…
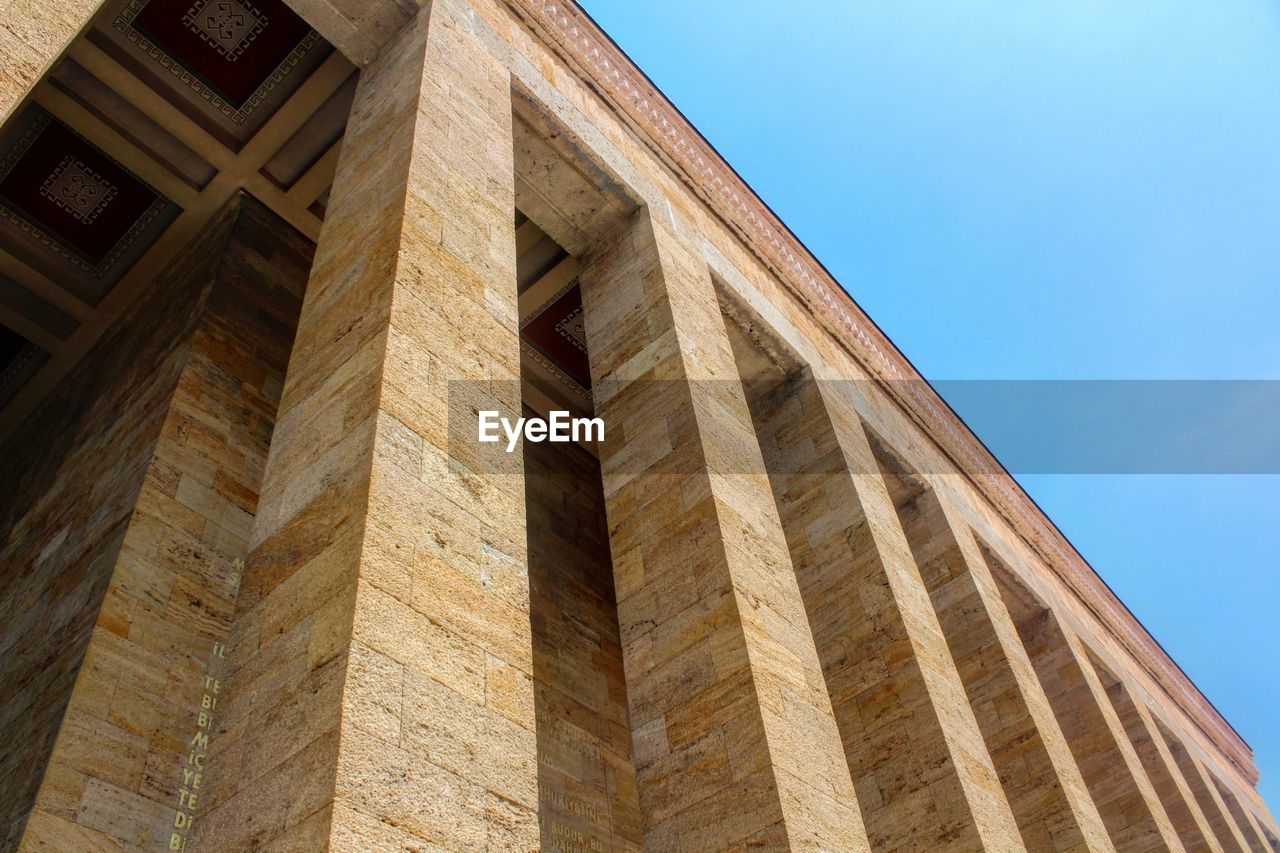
left=0, top=0, right=1276, bottom=850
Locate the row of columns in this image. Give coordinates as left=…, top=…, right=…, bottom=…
left=192, top=1, right=1273, bottom=848
left=15, top=0, right=1274, bottom=848
left=870, top=456, right=1109, bottom=850
left=741, top=368, right=1022, bottom=849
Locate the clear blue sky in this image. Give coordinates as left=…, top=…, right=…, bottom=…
left=579, top=0, right=1280, bottom=805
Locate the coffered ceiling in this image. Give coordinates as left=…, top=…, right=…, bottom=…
left=0, top=0, right=356, bottom=438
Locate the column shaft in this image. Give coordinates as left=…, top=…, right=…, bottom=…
left=194, top=2, right=537, bottom=848
left=579, top=212, right=867, bottom=850
left=16, top=198, right=308, bottom=850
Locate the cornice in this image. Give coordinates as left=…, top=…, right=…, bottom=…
left=501, top=0, right=1255, bottom=781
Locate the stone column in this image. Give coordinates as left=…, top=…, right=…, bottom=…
left=743, top=371, right=1022, bottom=850
left=578, top=211, right=867, bottom=850
left=14, top=197, right=309, bottom=850
left=1097, top=672, right=1222, bottom=851
left=885, top=473, right=1113, bottom=851
left=193, top=1, right=537, bottom=848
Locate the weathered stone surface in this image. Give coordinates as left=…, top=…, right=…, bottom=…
left=2, top=196, right=309, bottom=851
left=580, top=211, right=868, bottom=850
left=0, top=0, right=1276, bottom=848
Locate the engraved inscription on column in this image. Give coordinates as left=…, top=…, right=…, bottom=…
left=168, top=556, right=242, bottom=851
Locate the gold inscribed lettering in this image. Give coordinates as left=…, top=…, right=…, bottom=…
left=167, top=556, right=243, bottom=851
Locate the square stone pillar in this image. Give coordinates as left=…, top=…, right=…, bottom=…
left=13, top=196, right=309, bottom=850
left=578, top=211, right=867, bottom=850
left=193, top=1, right=537, bottom=848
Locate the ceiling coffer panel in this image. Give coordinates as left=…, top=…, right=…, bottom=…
left=0, top=107, right=178, bottom=304
left=91, top=0, right=331, bottom=148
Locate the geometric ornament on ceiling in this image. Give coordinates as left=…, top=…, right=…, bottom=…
left=0, top=108, right=176, bottom=298
left=520, top=279, right=592, bottom=403
left=103, top=0, right=328, bottom=143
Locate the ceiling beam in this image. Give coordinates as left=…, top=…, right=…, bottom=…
left=0, top=251, right=92, bottom=320
left=287, top=138, right=341, bottom=206
left=0, top=303, right=66, bottom=355
left=65, top=40, right=235, bottom=172
left=518, top=255, right=578, bottom=318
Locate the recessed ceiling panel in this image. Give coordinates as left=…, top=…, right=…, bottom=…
left=0, top=107, right=178, bottom=303
left=520, top=280, right=592, bottom=402
left=93, top=0, right=330, bottom=147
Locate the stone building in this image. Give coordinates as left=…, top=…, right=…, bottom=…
left=0, top=0, right=1274, bottom=849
